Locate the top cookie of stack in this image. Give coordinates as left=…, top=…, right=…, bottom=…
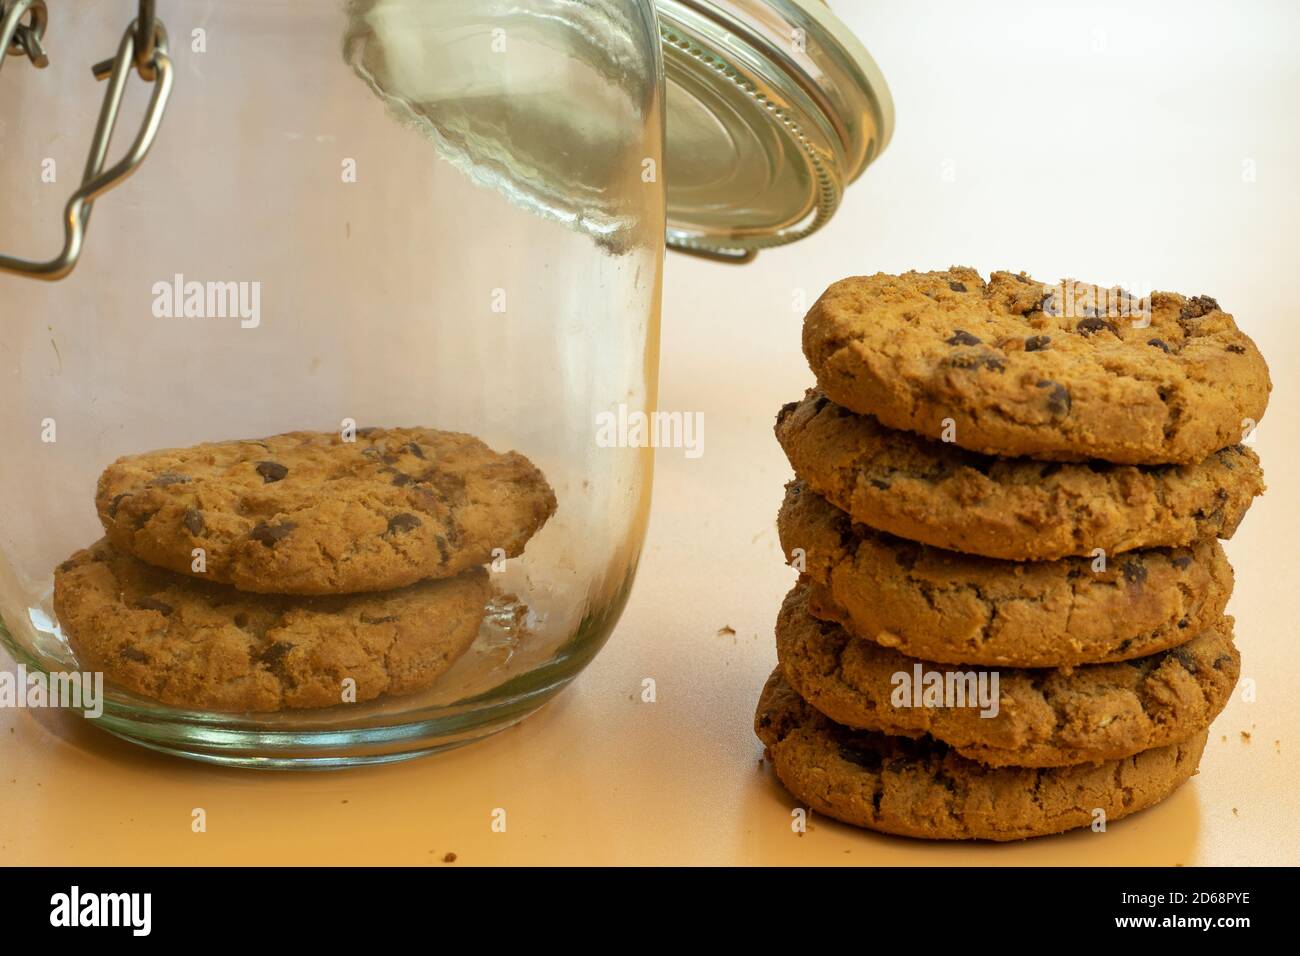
left=802, top=266, right=1270, bottom=465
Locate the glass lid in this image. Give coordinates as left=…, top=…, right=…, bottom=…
left=658, top=0, right=894, bottom=260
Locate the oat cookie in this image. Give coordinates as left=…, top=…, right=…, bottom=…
left=803, top=267, right=1271, bottom=464
left=776, top=584, right=1238, bottom=768
left=53, top=540, right=491, bottom=711
left=779, top=480, right=1234, bottom=667
left=756, top=669, right=1207, bottom=841
left=775, top=391, right=1263, bottom=561
left=97, top=427, right=557, bottom=594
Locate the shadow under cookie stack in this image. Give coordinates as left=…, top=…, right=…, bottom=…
left=757, top=267, right=1271, bottom=841
left=52, top=427, right=555, bottom=713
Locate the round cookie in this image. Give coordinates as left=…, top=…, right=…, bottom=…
left=778, top=480, right=1235, bottom=667
left=755, top=669, right=1207, bottom=841
left=803, top=267, right=1271, bottom=465
left=53, top=539, right=491, bottom=712
left=775, top=391, right=1264, bottom=561
left=776, top=584, right=1238, bottom=768
left=96, top=427, right=556, bottom=594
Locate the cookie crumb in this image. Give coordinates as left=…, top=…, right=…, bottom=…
left=717, top=625, right=736, bottom=637
left=1240, top=731, right=1251, bottom=743
left=443, top=852, right=457, bottom=863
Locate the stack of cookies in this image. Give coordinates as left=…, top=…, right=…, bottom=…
left=757, top=267, right=1271, bottom=841
left=53, top=427, right=555, bottom=712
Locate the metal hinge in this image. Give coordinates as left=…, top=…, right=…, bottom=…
left=0, top=0, right=173, bottom=280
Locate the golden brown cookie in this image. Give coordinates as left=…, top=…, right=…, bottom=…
left=778, top=480, right=1234, bottom=667
left=53, top=539, right=490, bottom=712
left=803, top=267, right=1271, bottom=465
left=756, top=669, right=1207, bottom=841
left=96, top=427, right=556, bottom=594
left=776, top=583, right=1238, bottom=768
left=775, top=391, right=1264, bottom=561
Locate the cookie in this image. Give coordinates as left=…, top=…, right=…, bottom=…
left=775, top=391, right=1264, bottom=561
left=778, top=480, right=1234, bottom=667
left=803, top=267, right=1271, bottom=465
left=756, top=669, right=1207, bottom=841
left=776, top=584, right=1238, bottom=768
left=96, top=427, right=557, bottom=594
left=53, top=539, right=491, bottom=712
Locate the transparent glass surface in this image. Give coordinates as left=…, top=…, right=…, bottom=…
left=0, top=0, right=664, bottom=766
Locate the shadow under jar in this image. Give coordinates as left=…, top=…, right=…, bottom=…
left=0, top=0, right=891, bottom=767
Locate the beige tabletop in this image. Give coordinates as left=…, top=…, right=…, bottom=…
left=3, top=0, right=1298, bottom=865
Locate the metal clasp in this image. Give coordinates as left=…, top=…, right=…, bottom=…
left=0, top=0, right=173, bottom=280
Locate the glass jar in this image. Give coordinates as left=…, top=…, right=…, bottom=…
left=0, top=0, right=891, bottom=767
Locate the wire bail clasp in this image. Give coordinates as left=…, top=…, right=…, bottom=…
left=0, top=2, right=173, bottom=280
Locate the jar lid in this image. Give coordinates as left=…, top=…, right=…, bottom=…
left=658, top=0, right=894, bottom=261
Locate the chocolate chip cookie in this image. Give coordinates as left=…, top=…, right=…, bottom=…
left=96, top=427, right=557, bottom=594
left=779, top=480, right=1234, bottom=667
left=776, top=391, right=1264, bottom=560
left=53, top=540, right=491, bottom=712
left=776, top=584, right=1238, bottom=768
left=756, top=669, right=1207, bottom=841
left=803, top=267, right=1271, bottom=465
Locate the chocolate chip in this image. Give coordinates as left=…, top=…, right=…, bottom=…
left=947, top=351, right=1005, bottom=373
left=434, top=535, right=451, bottom=564
left=258, top=642, right=294, bottom=666
left=250, top=521, right=296, bottom=547
left=386, top=513, right=422, bottom=535
left=838, top=742, right=883, bottom=772
left=132, top=510, right=158, bottom=530
left=946, top=329, right=981, bottom=346
left=866, top=479, right=890, bottom=491
left=391, top=472, right=413, bottom=487
left=107, top=493, right=132, bottom=518
left=120, top=647, right=149, bottom=662
left=1147, top=338, right=1172, bottom=352
left=1013, top=273, right=1030, bottom=284
left=1180, top=295, right=1219, bottom=320
left=1212, top=653, right=1233, bottom=670
left=1039, top=462, right=1063, bottom=478
left=360, top=614, right=399, bottom=625
left=948, top=281, right=967, bottom=293
left=1225, top=344, right=1246, bottom=354
left=1024, top=335, right=1051, bottom=352
left=150, top=472, right=191, bottom=487
left=777, top=401, right=799, bottom=423
left=1177, top=617, right=1189, bottom=629
left=255, top=461, right=288, bottom=483
left=811, top=395, right=830, bottom=413
left=1037, top=380, right=1071, bottom=415
left=133, top=597, right=174, bottom=616
left=183, top=507, right=205, bottom=536
left=381, top=454, right=399, bottom=466
left=401, top=442, right=426, bottom=459
left=1122, top=561, right=1147, bottom=585
left=58, top=559, right=77, bottom=573
left=1075, top=316, right=1117, bottom=336
left=1170, top=646, right=1199, bottom=674
left=1171, top=553, right=1193, bottom=571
